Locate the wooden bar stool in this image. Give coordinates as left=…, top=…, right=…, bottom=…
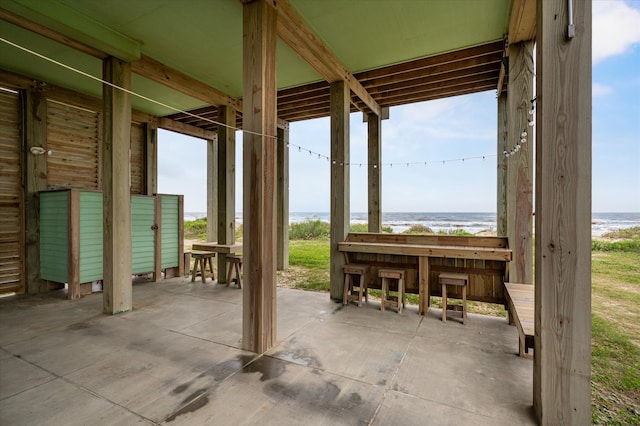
left=379, top=268, right=406, bottom=313
left=226, top=255, right=243, bottom=289
left=342, top=264, right=370, bottom=306
left=440, top=272, right=469, bottom=324
left=191, top=250, right=215, bottom=283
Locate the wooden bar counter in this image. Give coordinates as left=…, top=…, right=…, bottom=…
left=338, top=233, right=512, bottom=315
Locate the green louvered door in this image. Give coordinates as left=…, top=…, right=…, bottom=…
left=131, top=196, right=155, bottom=274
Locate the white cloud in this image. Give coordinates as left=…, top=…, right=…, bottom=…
left=593, top=0, right=640, bottom=64
left=592, top=82, right=614, bottom=96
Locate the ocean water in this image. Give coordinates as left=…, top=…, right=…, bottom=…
left=184, top=212, right=640, bottom=237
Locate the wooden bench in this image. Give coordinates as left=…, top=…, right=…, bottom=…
left=504, top=283, right=534, bottom=358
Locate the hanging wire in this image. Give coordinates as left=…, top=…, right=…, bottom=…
left=0, top=37, right=273, bottom=139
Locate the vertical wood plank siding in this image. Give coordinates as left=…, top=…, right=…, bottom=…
left=0, top=89, right=24, bottom=292
left=130, top=123, right=145, bottom=194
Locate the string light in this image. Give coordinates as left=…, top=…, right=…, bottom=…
left=504, top=97, right=536, bottom=158
left=4, top=37, right=507, bottom=170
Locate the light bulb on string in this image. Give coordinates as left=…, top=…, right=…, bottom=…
left=521, top=131, right=527, bottom=138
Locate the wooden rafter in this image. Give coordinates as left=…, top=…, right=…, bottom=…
left=508, top=0, right=536, bottom=44
left=131, top=55, right=239, bottom=108
left=273, top=0, right=381, bottom=116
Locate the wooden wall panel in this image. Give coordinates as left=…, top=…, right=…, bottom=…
left=130, top=122, right=145, bottom=194
left=0, top=89, right=24, bottom=293
left=46, top=100, right=100, bottom=190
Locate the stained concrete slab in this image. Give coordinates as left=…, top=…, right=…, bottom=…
left=0, top=279, right=535, bottom=425
left=164, top=355, right=385, bottom=425
left=0, top=378, right=151, bottom=425
left=0, top=349, right=55, bottom=400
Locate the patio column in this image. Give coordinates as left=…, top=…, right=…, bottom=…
left=277, top=124, right=289, bottom=270
left=24, top=89, right=48, bottom=293
left=242, top=0, right=277, bottom=353
left=496, top=92, right=507, bottom=237
left=534, top=0, right=591, bottom=423
left=506, top=41, right=534, bottom=284
left=367, top=112, right=381, bottom=233
left=329, top=80, right=350, bottom=301
left=206, top=137, right=218, bottom=242
left=217, top=106, right=236, bottom=282
left=102, top=56, right=132, bottom=314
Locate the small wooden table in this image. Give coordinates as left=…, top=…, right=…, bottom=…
left=504, top=283, right=535, bottom=358
left=191, top=242, right=242, bottom=284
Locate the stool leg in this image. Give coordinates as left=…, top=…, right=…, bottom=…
left=201, top=258, right=207, bottom=283
left=343, top=273, right=350, bottom=305
left=398, top=278, right=404, bottom=314
left=236, top=262, right=242, bottom=289
left=442, top=283, right=447, bottom=322
left=462, top=284, right=467, bottom=324
left=209, top=257, right=215, bottom=281
left=226, top=262, right=233, bottom=287
left=380, top=278, right=387, bottom=312
left=191, top=258, right=198, bottom=282
left=357, top=273, right=364, bottom=307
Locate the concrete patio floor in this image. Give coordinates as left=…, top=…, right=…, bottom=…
left=0, top=276, right=536, bottom=425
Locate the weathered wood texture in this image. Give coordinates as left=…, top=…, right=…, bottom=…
left=144, top=122, right=158, bottom=195
left=23, top=90, right=46, bottom=293
left=276, top=125, right=289, bottom=270
left=130, top=122, right=145, bottom=194
left=102, top=56, right=132, bottom=314
left=534, top=0, right=592, bottom=422
left=496, top=92, right=507, bottom=237
left=329, top=80, right=351, bottom=301
left=0, top=88, right=25, bottom=293
left=207, top=137, right=218, bottom=243
left=46, top=100, right=101, bottom=191
left=504, top=283, right=534, bottom=358
left=367, top=112, right=381, bottom=233
left=242, top=0, right=278, bottom=353
left=217, top=106, right=236, bottom=283
left=341, top=233, right=510, bottom=304
left=506, top=41, right=534, bottom=284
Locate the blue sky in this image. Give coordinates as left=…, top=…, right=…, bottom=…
left=159, top=0, right=640, bottom=214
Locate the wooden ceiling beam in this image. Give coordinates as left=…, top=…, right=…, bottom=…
left=0, top=8, right=107, bottom=59
left=365, top=63, right=500, bottom=95
left=508, top=0, right=536, bottom=44
left=158, top=117, right=217, bottom=140
left=273, top=0, right=381, bottom=116
left=131, top=54, right=240, bottom=109
left=356, top=41, right=504, bottom=82
left=375, top=81, right=497, bottom=107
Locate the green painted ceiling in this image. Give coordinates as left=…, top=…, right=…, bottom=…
left=0, top=0, right=512, bottom=117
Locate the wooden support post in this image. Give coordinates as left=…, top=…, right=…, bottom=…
left=24, top=89, right=47, bottom=293
left=67, top=190, right=80, bottom=299
left=506, top=41, right=534, bottom=283
left=144, top=121, right=157, bottom=195
left=534, top=0, right=592, bottom=423
left=367, top=112, right=381, bottom=233
left=276, top=124, right=289, bottom=270
left=177, top=195, right=184, bottom=276
left=329, top=80, right=350, bottom=301
left=496, top=92, right=508, bottom=237
left=242, top=0, right=277, bottom=353
left=217, top=106, right=236, bottom=282
left=102, top=56, right=132, bottom=314
left=153, top=195, right=162, bottom=281
left=207, top=137, right=218, bottom=243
